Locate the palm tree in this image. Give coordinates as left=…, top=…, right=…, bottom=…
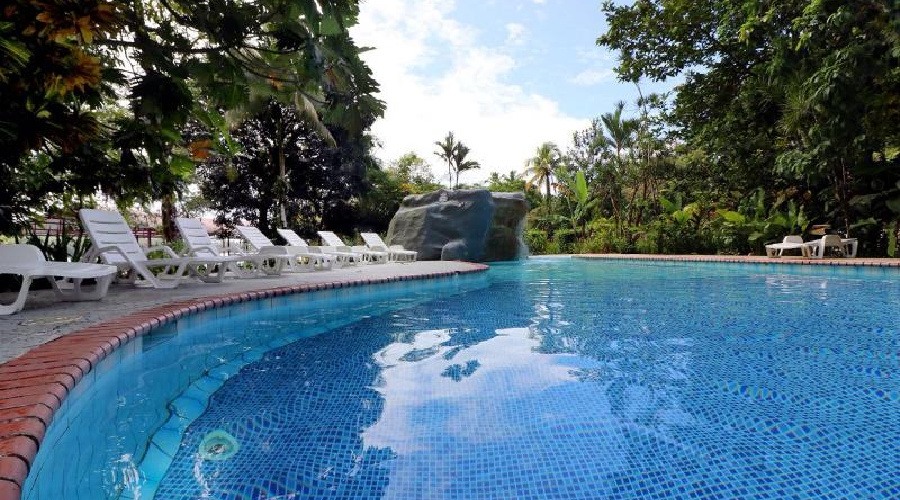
left=452, top=143, right=480, bottom=189
left=600, top=101, right=638, bottom=164
left=434, top=132, right=458, bottom=189
left=524, top=142, right=562, bottom=215
left=600, top=101, right=638, bottom=228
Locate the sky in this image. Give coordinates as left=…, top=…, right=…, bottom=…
left=350, top=0, right=677, bottom=185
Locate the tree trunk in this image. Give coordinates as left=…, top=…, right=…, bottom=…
left=835, top=160, right=852, bottom=237
left=278, top=118, right=288, bottom=228
left=545, top=176, right=552, bottom=216
left=161, top=192, right=176, bottom=243
left=634, top=179, right=648, bottom=227
left=259, top=206, right=270, bottom=236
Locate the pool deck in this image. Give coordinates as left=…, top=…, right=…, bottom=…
left=0, top=260, right=487, bottom=499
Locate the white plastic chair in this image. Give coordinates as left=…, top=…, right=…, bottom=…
left=276, top=228, right=361, bottom=268
left=765, top=235, right=806, bottom=258
left=176, top=218, right=288, bottom=277
left=79, top=209, right=231, bottom=288
left=804, top=234, right=855, bottom=259
left=234, top=225, right=333, bottom=272
left=317, top=230, right=388, bottom=264
left=0, top=244, right=117, bottom=315
left=360, top=233, right=417, bottom=262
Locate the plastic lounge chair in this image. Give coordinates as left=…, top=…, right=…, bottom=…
left=274, top=228, right=360, bottom=268
left=318, top=230, right=388, bottom=264
left=765, top=235, right=807, bottom=258
left=79, top=209, right=231, bottom=288
left=804, top=234, right=855, bottom=259
left=0, top=244, right=117, bottom=315
left=360, top=233, right=417, bottom=262
left=234, top=225, right=333, bottom=272
left=176, top=218, right=288, bottom=277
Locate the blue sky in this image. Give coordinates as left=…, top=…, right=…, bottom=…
left=352, top=0, right=677, bottom=184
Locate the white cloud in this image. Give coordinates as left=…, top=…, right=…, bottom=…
left=569, top=68, right=615, bottom=86
left=505, top=22, right=526, bottom=45
left=352, top=0, right=586, bottom=184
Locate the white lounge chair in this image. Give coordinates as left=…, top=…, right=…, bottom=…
left=176, top=218, right=288, bottom=277
left=360, top=233, right=417, bottom=262
left=276, top=228, right=362, bottom=268
left=234, top=225, right=333, bottom=272
left=804, top=234, right=857, bottom=258
left=317, top=230, right=388, bottom=264
left=765, top=235, right=807, bottom=258
left=79, top=209, right=232, bottom=288
left=0, top=244, right=117, bottom=315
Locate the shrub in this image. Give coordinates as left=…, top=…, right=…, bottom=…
left=525, top=229, right=549, bottom=255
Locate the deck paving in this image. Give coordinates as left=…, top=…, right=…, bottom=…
left=0, top=261, right=481, bottom=364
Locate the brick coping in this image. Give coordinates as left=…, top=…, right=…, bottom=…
left=0, top=264, right=489, bottom=500
left=573, top=254, right=900, bottom=267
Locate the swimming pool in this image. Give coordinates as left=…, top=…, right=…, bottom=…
left=22, top=258, right=900, bottom=499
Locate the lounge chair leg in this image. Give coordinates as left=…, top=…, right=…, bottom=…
left=134, top=263, right=182, bottom=288
left=190, top=262, right=227, bottom=283
left=50, top=274, right=113, bottom=301
left=259, top=257, right=284, bottom=276
left=0, top=275, right=33, bottom=315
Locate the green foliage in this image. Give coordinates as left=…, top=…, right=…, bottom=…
left=433, top=132, right=481, bottom=190
left=596, top=0, right=900, bottom=255
left=2, top=0, right=383, bottom=240
left=388, top=152, right=441, bottom=194
left=197, top=100, right=372, bottom=238
left=524, top=142, right=562, bottom=216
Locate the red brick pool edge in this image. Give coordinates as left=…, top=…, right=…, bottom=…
left=0, top=264, right=489, bottom=500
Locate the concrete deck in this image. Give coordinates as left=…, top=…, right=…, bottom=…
left=0, top=261, right=482, bottom=364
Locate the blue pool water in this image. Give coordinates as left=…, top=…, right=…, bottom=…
left=24, top=259, right=900, bottom=499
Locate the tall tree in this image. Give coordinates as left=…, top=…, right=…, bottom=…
left=434, top=132, right=459, bottom=190
left=451, top=143, right=481, bottom=189
left=389, top=152, right=441, bottom=193
left=524, top=142, right=562, bottom=216
left=197, top=100, right=373, bottom=238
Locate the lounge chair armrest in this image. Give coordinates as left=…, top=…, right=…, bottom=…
left=188, top=245, right=220, bottom=257
left=369, top=245, right=388, bottom=252
left=146, top=245, right=180, bottom=258
left=257, top=246, right=286, bottom=256
left=88, top=245, right=131, bottom=262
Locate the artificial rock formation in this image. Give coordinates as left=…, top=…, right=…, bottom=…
left=386, top=189, right=528, bottom=262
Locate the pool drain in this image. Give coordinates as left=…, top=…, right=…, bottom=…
left=199, top=430, right=239, bottom=461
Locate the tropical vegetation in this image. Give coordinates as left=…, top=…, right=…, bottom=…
left=2, top=0, right=898, bottom=260
left=1, top=0, right=382, bottom=249
left=524, top=0, right=900, bottom=257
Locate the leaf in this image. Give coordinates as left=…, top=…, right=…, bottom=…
left=574, top=171, right=588, bottom=204
left=319, top=16, right=343, bottom=36
left=169, top=155, right=195, bottom=178
left=850, top=218, right=878, bottom=230
left=718, top=210, right=745, bottom=224
left=885, top=197, right=900, bottom=214
left=659, top=196, right=675, bottom=214
left=889, top=221, right=898, bottom=258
